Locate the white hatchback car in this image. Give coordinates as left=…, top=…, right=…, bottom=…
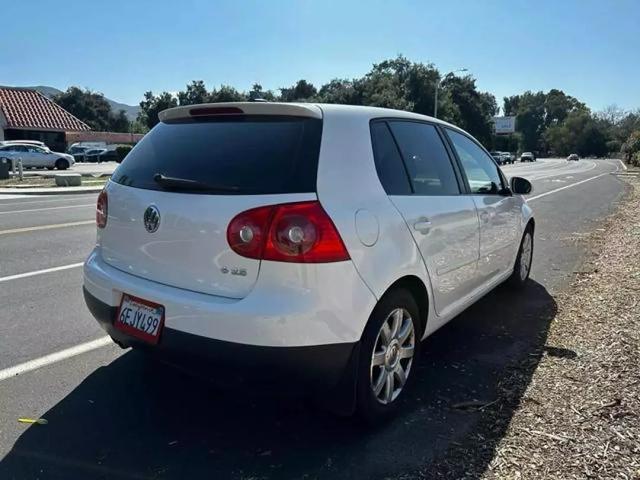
left=83, top=102, right=534, bottom=420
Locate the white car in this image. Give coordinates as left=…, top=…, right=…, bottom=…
left=0, top=143, right=75, bottom=170
left=83, top=102, right=534, bottom=420
left=520, top=152, right=535, bottom=162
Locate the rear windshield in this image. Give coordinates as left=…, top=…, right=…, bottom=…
left=112, top=115, right=322, bottom=194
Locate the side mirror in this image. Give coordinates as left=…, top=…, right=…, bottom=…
left=511, top=176, right=532, bottom=195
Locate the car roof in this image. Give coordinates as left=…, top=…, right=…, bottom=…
left=159, top=102, right=460, bottom=130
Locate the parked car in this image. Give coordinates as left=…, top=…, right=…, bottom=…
left=67, top=142, right=107, bottom=155
left=567, top=153, right=580, bottom=161
left=520, top=151, right=535, bottom=162
left=81, top=148, right=118, bottom=163
left=0, top=142, right=75, bottom=170
left=83, top=103, right=534, bottom=421
left=0, top=139, right=46, bottom=148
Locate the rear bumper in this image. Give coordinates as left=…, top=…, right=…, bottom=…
left=84, top=287, right=359, bottom=395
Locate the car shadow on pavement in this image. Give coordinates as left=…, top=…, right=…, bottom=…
left=0, top=280, right=556, bottom=480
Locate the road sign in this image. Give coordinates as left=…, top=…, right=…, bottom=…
left=493, top=116, right=516, bottom=134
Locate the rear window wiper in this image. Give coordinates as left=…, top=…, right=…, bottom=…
left=153, top=173, right=240, bottom=193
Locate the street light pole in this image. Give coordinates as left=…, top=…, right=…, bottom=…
left=434, top=68, right=468, bottom=118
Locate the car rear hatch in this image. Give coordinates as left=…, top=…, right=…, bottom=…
left=99, top=103, right=323, bottom=299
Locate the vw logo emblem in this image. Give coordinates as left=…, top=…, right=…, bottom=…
left=143, top=205, right=160, bottom=233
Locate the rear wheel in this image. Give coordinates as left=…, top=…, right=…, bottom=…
left=508, top=228, right=533, bottom=288
left=55, top=159, right=69, bottom=170
left=355, top=288, right=420, bottom=423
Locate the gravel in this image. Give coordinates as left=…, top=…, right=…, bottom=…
left=425, top=176, right=640, bottom=479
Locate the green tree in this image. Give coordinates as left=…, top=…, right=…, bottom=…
left=177, top=80, right=211, bottom=106
left=622, top=130, right=640, bottom=165
left=138, top=91, right=178, bottom=129
left=54, top=87, right=130, bottom=132
left=316, top=79, right=361, bottom=104
left=440, top=76, right=496, bottom=146
left=279, top=79, right=318, bottom=102
left=210, top=85, right=247, bottom=103
left=545, top=110, right=609, bottom=157
left=248, top=83, right=276, bottom=101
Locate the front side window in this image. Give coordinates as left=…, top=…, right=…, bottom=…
left=446, top=129, right=503, bottom=194
left=387, top=121, right=459, bottom=195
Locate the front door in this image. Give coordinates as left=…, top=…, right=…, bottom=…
left=445, top=129, right=521, bottom=284
left=371, top=120, right=480, bottom=318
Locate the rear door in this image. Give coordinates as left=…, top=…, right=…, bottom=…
left=444, top=128, right=521, bottom=284
left=371, top=120, right=480, bottom=317
left=101, top=115, right=322, bottom=299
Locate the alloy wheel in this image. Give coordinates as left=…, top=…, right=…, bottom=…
left=370, top=308, right=415, bottom=405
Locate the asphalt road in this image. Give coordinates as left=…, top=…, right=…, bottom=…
left=0, top=159, right=627, bottom=479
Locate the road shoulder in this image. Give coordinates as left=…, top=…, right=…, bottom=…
left=430, top=175, right=640, bottom=479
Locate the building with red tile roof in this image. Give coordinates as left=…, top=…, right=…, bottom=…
left=0, top=87, right=90, bottom=151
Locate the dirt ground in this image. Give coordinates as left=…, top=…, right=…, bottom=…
left=427, top=174, right=640, bottom=479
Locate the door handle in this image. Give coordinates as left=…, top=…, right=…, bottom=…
left=413, top=218, right=432, bottom=234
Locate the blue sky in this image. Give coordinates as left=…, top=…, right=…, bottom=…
left=1, top=0, right=638, bottom=112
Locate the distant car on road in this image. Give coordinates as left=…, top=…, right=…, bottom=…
left=520, top=152, right=535, bottom=162
left=84, top=102, right=535, bottom=421
left=501, top=152, right=515, bottom=164
left=490, top=151, right=504, bottom=165
left=567, top=153, right=580, bottom=161
left=0, top=142, right=75, bottom=170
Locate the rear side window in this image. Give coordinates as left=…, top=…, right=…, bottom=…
left=112, top=116, right=322, bottom=194
left=370, top=122, right=412, bottom=195
left=388, top=121, right=460, bottom=195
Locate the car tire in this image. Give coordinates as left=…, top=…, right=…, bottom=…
left=355, top=288, right=420, bottom=424
left=46, top=166, right=54, bottom=170
left=55, top=159, right=69, bottom=170
left=507, top=227, right=534, bottom=289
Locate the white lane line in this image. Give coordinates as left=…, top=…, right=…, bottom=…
left=0, top=220, right=94, bottom=235
left=528, top=171, right=612, bottom=202
left=0, top=262, right=84, bottom=283
left=0, top=195, right=97, bottom=208
left=0, top=204, right=94, bottom=215
left=0, top=337, right=113, bottom=382
left=618, top=160, right=628, bottom=171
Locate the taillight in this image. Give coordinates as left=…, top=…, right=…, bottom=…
left=227, top=201, right=350, bottom=263
left=96, top=190, right=108, bottom=229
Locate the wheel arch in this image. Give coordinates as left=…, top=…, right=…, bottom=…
left=378, top=275, right=429, bottom=339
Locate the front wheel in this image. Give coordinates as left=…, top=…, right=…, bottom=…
left=355, top=289, right=420, bottom=423
left=507, top=229, right=534, bottom=288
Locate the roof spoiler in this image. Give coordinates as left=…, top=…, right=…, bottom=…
left=159, top=102, right=322, bottom=122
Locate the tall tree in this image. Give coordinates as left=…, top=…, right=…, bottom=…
left=177, top=80, right=211, bottom=106
left=440, top=76, right=496, bottom=146
left=138, top=91, right=178, bottom=129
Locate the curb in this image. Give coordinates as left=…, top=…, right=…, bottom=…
left=0, top=187, right=103, bottom=196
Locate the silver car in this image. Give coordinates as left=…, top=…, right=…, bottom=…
left=0, top=143, right=75, bottom=170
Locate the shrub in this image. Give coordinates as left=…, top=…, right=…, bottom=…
left=115, top=145, right=133, bottom=163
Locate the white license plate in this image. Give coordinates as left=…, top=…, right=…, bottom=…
left=115, top=294, right=165, bottom=344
